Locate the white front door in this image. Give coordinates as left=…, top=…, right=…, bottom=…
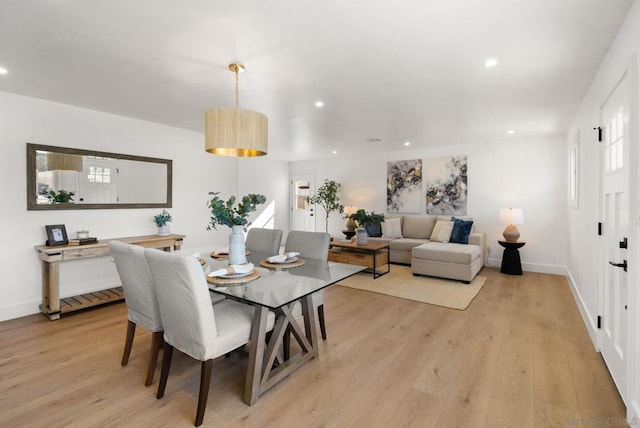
left=599, top=68, right=631, bottom=401
left=290, top=174, right=315, bottom=232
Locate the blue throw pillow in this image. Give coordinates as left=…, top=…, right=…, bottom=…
left=450, top=217, right=473, bottom=244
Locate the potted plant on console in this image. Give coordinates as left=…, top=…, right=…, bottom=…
left=349, top=209, right=385, bottom=245
left=153, top=209, right=173, bottom=236
left=207, top=192, right=266, bottom=265
left=47, top=189, right=75, bottom=204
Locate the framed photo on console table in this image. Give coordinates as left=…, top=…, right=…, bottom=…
left=45, top=224, right=68, bottom=246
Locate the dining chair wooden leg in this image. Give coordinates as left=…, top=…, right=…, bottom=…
left=318, top=304, right=327, bottom=340
left=121, top=320, right=136, bottom=366
left=145, top=331, right=163, bottom=386
left=156, top=342, right=174, bottom=399
left=195, top=359, right=214, bottom=427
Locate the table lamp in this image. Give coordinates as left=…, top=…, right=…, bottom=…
left=343, top=206, right=358, bottom=238
left=499, top=208, right=524, bottom=242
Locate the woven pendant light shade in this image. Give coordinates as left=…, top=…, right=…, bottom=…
left=205, top=63, right=268, bottom=157
left=205, top=108, right=268, bottom=157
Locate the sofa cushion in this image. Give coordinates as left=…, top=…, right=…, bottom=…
left=450, top=217, right=474, bottom=244
left=382, top=217, right=403, bottom=239
left=402, top=216, right=436, bottom=239
left=430, top=220, right=454, bottom=243
left=412, top=242, right=481, bottom=264
left=389, top=238, right=430, bottom=252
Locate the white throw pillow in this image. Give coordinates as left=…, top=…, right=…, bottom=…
left=430, top=220, right=454, bottom=242
left=381, top=217, right=403, bottom=239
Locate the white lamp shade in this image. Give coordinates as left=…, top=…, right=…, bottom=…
left=344, top=206, right=358, bottom=216
left=499, top=208, right=524, bottom=225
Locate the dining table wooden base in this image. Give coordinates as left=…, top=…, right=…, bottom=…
left=207, top=252, right=364, bottom=406
left=244, top=295, right=318, bottom=405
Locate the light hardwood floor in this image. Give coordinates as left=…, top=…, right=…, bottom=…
left=0, top=267, right=628, bottom=427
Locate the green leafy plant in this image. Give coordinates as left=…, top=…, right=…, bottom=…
left=309, top=179, right=344, bottom=232
left=348, top=209, right=385, bottom=228
left=153, top=209, right=173, bottom=227
left=207, top=192, right=266, bottom=230
left=47, top=189, right=75, bottom=203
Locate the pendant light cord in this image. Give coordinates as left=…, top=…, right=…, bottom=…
left=234, top=67, right=240, bottom=109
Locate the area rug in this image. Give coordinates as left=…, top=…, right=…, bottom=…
left=336, top=265, right=486, bottom=310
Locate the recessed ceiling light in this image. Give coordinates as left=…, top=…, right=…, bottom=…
left=332, top=150, right=337, bottom=155
left=315, top=101, right=324, bottom=108
left=0, top=67, right=8, bottom=75
left=484, top=58, right=498, bottom=68
left=507, top=130, right=515, bottom=135
left=404, top=141, right=411, bottom=146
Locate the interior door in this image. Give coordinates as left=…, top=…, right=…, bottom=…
left=290, top=174, right=315, bottom=232
left=77, top=157, right=119, bottom=203
left=599, top=69, right=630, bottom=400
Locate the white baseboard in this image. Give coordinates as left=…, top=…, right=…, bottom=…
left=629, top=401, right=640, bottom=426
left=0, top=300, right=41, bottom=322
left=0, top=282, right=122, bottom=322
left=565, top=268, right=599, bottom=350
left=486, top=257, right=565, bottom=275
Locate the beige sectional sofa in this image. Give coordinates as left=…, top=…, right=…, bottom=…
left=367, top=215, right=486, bottom=283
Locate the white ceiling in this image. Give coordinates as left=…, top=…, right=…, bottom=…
left=0, top=0, right=634, bottom=161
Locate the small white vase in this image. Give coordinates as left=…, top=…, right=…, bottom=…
left=228, top=225, right=247, bottom=265
left=158, top=225, right=170, bottom=236
left=356, top=228, right=368, bottom=245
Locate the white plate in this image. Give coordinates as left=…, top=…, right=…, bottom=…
left=270, top=256, right=298, bottom=264
left=219, top=271, right=253, bottom=279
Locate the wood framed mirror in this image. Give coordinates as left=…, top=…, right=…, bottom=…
left=26, top=143, right=172, bottom=210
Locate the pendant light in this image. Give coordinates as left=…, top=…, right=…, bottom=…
left=205, top=63, right=268, bottom=157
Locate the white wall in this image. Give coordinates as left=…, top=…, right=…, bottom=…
left=0, top=91, right=245, bottom=321
left=238, top=157, right=290, bottom=240
left=290, top=136, right=568, bottom=274
left=566, top=0, right=640, bottom=421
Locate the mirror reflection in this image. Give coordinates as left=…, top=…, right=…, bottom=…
left=27, top=143, right=172, bottom=210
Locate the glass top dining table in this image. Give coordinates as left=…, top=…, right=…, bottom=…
left=205, top=251, right=365, bottom=309
left=202, top=250, right=365, bottom=405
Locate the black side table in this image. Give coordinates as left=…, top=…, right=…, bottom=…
left=498, top=241, right=525, bottom=275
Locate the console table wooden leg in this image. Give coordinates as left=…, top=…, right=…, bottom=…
left=42, top=261, right=61, bottom=320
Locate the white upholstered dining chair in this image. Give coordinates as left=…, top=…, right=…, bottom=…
left=144, top=248, right=273, bottom=427
left=108, top=240, right=163, bottom=386
left=284, top=231, right=331, bottom=340
left=245, top=227, right=283, bottom=255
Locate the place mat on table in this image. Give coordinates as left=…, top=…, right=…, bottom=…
left=259, top=258, right=305, bottom=269
left=210, top=250, right=251, bottom=259
left=206, top=269, right=261, bottom=286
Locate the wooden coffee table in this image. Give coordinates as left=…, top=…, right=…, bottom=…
left=328, top=240, right=390, bottom=279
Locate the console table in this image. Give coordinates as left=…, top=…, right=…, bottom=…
left=34, top=234, right=185, bottom=320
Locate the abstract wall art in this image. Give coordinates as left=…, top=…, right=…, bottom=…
left=425, top=155, right=467, bottom=215
left=387, top=159, right=422, bottom=213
